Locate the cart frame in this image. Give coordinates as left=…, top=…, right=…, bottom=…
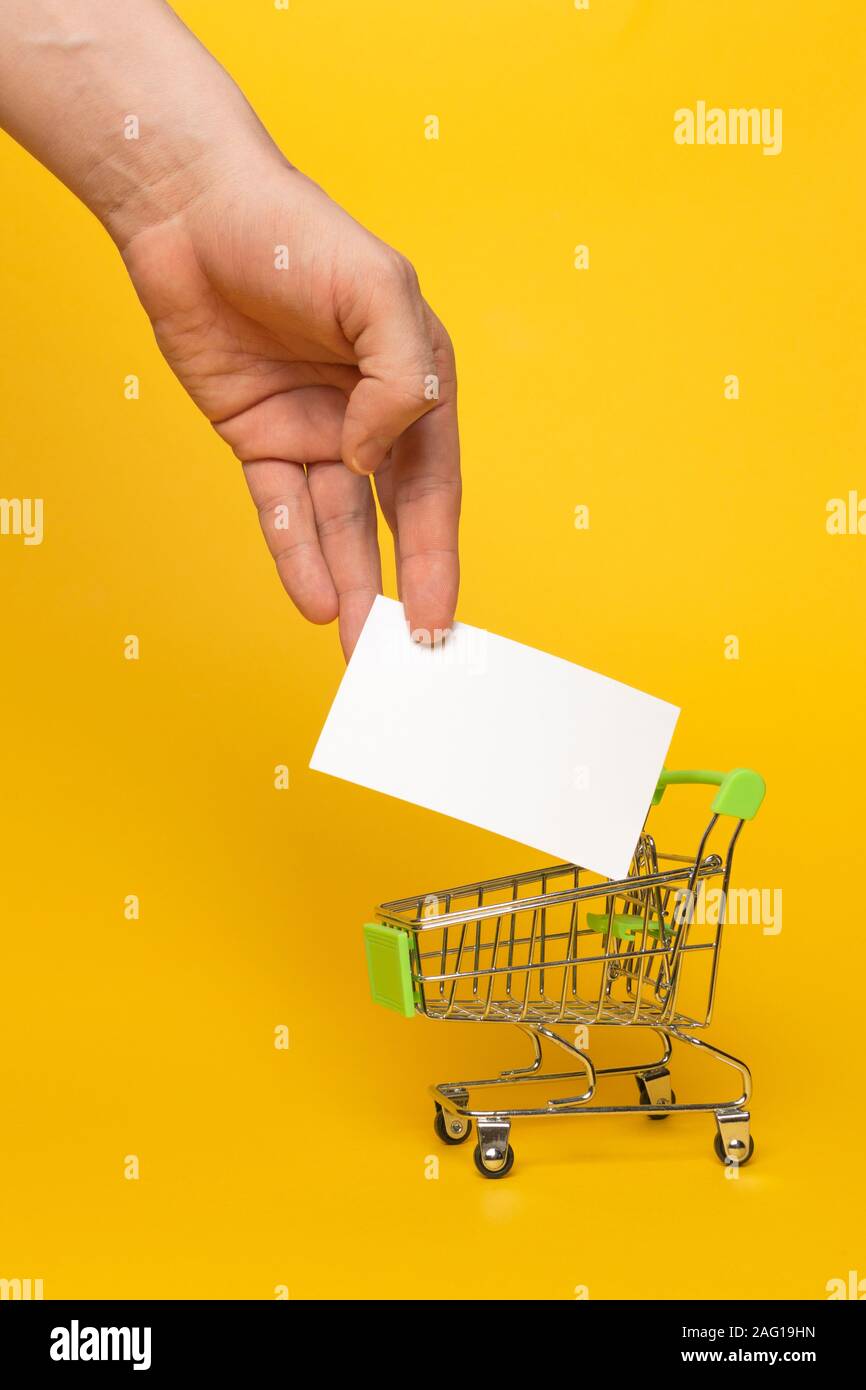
left=364, top=767, right=765, bottom=1176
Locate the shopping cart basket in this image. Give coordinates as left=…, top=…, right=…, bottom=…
left=363, top=767, right=765, bottom=1177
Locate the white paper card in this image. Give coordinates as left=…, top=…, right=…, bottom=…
left=310, top=597, right=679, bottom=880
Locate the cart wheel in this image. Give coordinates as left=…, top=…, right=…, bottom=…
left=473, top=1142, right=515, bottom=1179
left=434, top=1107, right=472, bottom=1146
left=636, top=1077, right=676, bottom=1119
left=714, top=1132, right=755, bottom=1167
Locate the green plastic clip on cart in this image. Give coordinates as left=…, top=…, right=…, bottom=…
left=363, top=768, right=765, bottom=1178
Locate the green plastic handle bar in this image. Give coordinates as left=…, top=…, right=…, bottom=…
left=651, top=768, right=765, bottom=820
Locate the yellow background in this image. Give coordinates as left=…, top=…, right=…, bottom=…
left=1, top=0, right=864, bottom=1300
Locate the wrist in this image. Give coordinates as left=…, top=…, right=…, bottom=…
left=98, top=96, right=279, bottom=252
left=0, top=0, right=285, bottom=251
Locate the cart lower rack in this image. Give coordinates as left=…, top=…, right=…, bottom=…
left=364, top=767, right=765, bottom=1177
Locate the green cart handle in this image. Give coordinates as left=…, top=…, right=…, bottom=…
left=651, top=768, right=765, bottom=820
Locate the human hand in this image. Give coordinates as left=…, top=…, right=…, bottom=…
left=0, top=0, right=460, bottom=658
left=121, top=161, right=460, bottom=657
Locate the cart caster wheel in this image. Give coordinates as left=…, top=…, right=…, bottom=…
left=714, top=1132, right=755, bottom=1167
left=434, top=1107, right=472, bottom=1145
left=473, top=1142, right=515, bottom=1179
left=636, top=1076, right=676, bottom=1119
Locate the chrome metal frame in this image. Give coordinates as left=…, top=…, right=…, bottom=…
left=376, top=805, right=755, bottom=1174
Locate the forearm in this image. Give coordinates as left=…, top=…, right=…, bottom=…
left=0, top=0, right=280, bottom=247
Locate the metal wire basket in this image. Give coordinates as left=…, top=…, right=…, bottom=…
left=364, top=768, right=765, bottom=1177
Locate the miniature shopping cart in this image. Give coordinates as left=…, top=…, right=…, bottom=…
left=363, top=768, right=765, bottom=1178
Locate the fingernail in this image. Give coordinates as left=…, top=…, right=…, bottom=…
left=350, top=436, right=391, bottom=475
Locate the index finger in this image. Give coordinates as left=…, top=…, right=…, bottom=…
left=388, top=320, right=460, bottom=642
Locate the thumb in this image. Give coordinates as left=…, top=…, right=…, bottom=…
left=341, top=254, right=438, bottom=476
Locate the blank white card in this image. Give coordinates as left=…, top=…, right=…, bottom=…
left=310, top=597, right=679, bottom=880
